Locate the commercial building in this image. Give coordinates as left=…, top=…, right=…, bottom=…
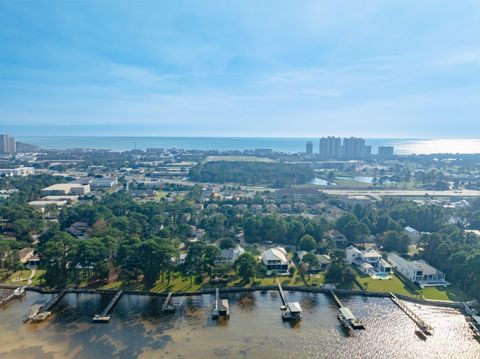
left=91, top=177, right=118, bottom=188
left=275, top=188, right=323, bottom=202
left=0, top=167, right=35, bottom=177
left=387, top=253, right=448, bottom=287
left=41, top=183, right=91, bottom=196
left=319, top=137, right=342, bottom=160
left=28, top=199, right=68, bottom=211
left=306, top=141, right=313, bottom=155
left=378, top=146, right=394, bottom=159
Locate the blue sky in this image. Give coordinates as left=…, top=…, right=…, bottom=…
left=1, top=0, right=480, bottom=137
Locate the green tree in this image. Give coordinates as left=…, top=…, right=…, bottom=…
left=235, top=253, right=257, bottom=283
left=299, top=234, right=317, bottom=251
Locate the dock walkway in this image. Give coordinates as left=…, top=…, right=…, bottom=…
left=162, top=292, right=176, bottom=312
left=41, top=287, right=68, bottom=313
left=390, top=292, right=433, bottom=335
left=0, top=286, right=26, bottom=306
left=93, top=290, right=124, bottom=322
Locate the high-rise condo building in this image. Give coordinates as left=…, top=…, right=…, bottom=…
left=306, top=141, right=313, bottom=155
left=319, top=136, right=342, bottom=160
left=343, top=137, right=365, bottom=160
left=378, top=146, right=394, bottom=159
left=0, top=134, right=17, bottom=154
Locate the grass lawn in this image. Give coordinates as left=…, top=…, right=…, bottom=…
left=356, top=272, right=418, bottom=297
left=420, top=286, right=472, bottom=302
left=3, top=269, right=45, bottom=286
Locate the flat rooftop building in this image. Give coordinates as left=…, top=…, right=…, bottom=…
left=41, top=183, right=91, bottom=196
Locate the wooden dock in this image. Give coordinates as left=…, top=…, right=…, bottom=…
left=212, top=288, right=229, bottom=319
left=330, top=289, right=365, bottom=330
left=390, top=292, right=433, bottom=335
left=42, top=287, right=68, bottom=313
left=93, top=290, right=124, bottom=322
left=329, top=289, right=343, bottom=308
left=162, top=292, right=180, bottom=312
left=0, top=286, right=26, bottom=307
left=25, top=287, right=68, bottom=323
left=277, top=282, right=302, bottom=321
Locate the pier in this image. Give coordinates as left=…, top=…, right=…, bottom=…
left=390, top=292, right=433, bottom=335
left=25, top=287, right=68, bottom=323
left=329, top=289, right=365, bottom=330
left=277, top=282, right=302, bottom=321
left=0, top=286, right=26, bottom=307
left=211, top=288, right=229, bottom=319
left=93, top=290, right=124, bottom=322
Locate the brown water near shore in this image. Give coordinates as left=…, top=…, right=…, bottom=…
left=0, top=290, right=479, bottom=359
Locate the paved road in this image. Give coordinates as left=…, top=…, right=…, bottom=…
left=320, top=189, right=480, bottom=198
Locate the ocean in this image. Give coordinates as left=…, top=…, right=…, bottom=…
left=16, top=136, right=480, bottom=155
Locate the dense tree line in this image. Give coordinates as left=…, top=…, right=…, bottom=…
left=189, top=161, right=314, bottom=187
left=421, top=226, right=480, bottom=301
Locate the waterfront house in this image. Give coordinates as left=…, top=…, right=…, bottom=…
left=262, top=247, right=289, bottom=273
left=220, top=245, right=245, bottom=263
left=387, top=253, right=448, bottom=287
left=346, top=246, right=392, bottom=275
left=297, top=251, right=331, bottom=272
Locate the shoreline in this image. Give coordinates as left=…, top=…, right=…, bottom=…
left=0, top=284, right=469, bottom=310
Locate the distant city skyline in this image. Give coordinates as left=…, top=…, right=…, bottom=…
left=2, top=1, right=480, bottom=137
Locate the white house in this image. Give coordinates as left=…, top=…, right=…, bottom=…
left=220, top=245, right=245, bottom=263
left=262, top=247, right=289, bottom=273
left=404, top=226, right=420, bottom=243
left=346, top=246, right=392, bottom=275
left=387, top=253, right=447, bottom=287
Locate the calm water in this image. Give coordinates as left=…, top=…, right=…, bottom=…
left=16, top=136, right=480, bottom=155
left=0, top=290, right=478, bottom=359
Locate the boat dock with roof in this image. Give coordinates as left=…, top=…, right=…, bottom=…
left=212, top=288, right=229, bottom=319
left=277, top=282, right=302, bottom=321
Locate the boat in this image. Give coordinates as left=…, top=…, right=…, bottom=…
left=93, top=314, right=111, bottom=323
left=415, top=330, right=427, bottom=340
left=31, top=311, right=51, bottom=322
left=24, top=304, right=42, bottom=322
